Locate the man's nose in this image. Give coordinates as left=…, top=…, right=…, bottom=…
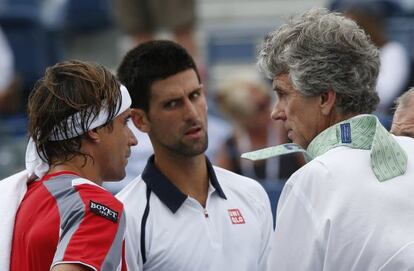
left=183, top=99, right=199, bottom=121
left=128, top=127, right=138, bottom=146
left=271, top=100, right=286, bottom=121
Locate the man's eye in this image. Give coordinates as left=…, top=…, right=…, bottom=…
left=190, top=91, right=200, bottom=99
left=165, top=100, right=177, bottom=109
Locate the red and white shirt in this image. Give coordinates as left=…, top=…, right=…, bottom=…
left=10, top=171, right=127, bottom=271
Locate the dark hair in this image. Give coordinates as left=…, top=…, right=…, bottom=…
left=28, top=60, right=121, bottom=165
left=117, top=40, right=200, bottom=112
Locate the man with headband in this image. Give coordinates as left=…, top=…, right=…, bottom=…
left=242, top=8, right=414, bottom=270
left=1, top=60, right=137, bottom=271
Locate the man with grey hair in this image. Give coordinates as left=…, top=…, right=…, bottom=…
left=245, top=8, right=414, bottom=270
left=391, top=88, right=414, bottom=138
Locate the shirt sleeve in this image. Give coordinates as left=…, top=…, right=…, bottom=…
left=267, top=163, right=329, bottom=271
left=52, top=184, right=127, bottom=271
left=117, top=183, right=144, bottom=271
left=124, top=224, right=143, bottom=271
left=258, top=186, right=274, bottom=271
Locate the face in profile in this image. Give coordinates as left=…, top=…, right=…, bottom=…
left=145, top=69, right=208, bottom=157
left=96, top=109, right=137, bottom=181
left=270, top=74, right=329, bottom=149
left=391, top=106, right=414, bottom=138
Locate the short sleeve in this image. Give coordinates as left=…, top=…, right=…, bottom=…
left=52, top=184, right=126, bottom=271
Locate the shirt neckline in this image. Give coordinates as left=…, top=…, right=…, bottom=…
left=142, top=155, right=227, bottom=213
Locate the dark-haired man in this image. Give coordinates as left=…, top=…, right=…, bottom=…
left=116, top=40, right=272, bottom=271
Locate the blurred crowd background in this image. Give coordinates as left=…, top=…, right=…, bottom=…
left=1, top=0, right=414, bottom=213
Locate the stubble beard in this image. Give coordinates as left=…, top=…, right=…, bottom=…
left=167, top=131, right=209, bottom=157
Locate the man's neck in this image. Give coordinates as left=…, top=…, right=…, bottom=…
left=154, top=152, right=209, bottom=207
left=328, top=112, right=359, bottom=129
left=48, top=156, right=102, bottom=186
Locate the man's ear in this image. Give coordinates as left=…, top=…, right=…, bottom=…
left=320, top=89, right=336, bottom=116
left=131, top=108, right=150, bottom=133
left=86, top=128, right=100, bottom=143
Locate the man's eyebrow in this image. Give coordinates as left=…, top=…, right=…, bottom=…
left=191, top=86, right=203, bottom=92
left=160, top=95, right=182, bottom=103
left=273, top=86, right=284, bottom=92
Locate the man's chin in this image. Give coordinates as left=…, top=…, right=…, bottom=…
left=180, top=142, right=208, bottom=157
left=185, top=145, right=208, bottom=157
left=104, top=172, right=126, bottom=183
left=290, top=138, right=307, bottom=149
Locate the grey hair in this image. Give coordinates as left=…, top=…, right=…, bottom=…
left=395, top=88, right=414, bottom=111
left=257, top=8, right=380, bottom=115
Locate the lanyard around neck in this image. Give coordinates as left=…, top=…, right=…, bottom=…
left=242, top=115, right=407, bottom=182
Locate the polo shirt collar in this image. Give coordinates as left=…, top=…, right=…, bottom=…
left=142, top=155, right=227, bottom=213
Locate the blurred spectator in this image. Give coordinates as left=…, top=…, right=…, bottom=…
left=0, top=0, right=67, bottom=114
left=391, top=87, right=414, bottom=138
left=214, top=69, right=303, bottom=182
left=0, top=26, right=20, bottom=114
left=332, top=1, right=412, bottom=127
left=114, top=0, right=199, bottom=61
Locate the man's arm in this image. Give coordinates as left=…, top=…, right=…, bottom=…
left=258, top=185, right=274, bottom=270
left=52, top=263, right=93, bottom=271
left=51, top=184, right=126, bottom=271
left=267, top=162, right=332, bottom=271
left=268, top=183, right=324, bottom=270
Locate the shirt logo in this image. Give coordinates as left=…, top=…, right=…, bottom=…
left=340, top=123, right=352, bottom=143
left=228, top=209, right=245, bottom=224
left=89, top=200, right=119, bottom=223
left=284, top=143, right=299, bottom=150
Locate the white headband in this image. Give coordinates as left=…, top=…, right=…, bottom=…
left=25, top=84, right=132, bottom=179
left=50, top=85, right=131, bottom=140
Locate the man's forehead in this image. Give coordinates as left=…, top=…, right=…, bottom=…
left=151, top=83, right=202, bottom=98
left=272, top=78, right=278, bottom=88
left=151, top=70, right=200, bottom=94
left=395, top=107, right=414, bottom=123
left=272, top=74, right=293, bottom=90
